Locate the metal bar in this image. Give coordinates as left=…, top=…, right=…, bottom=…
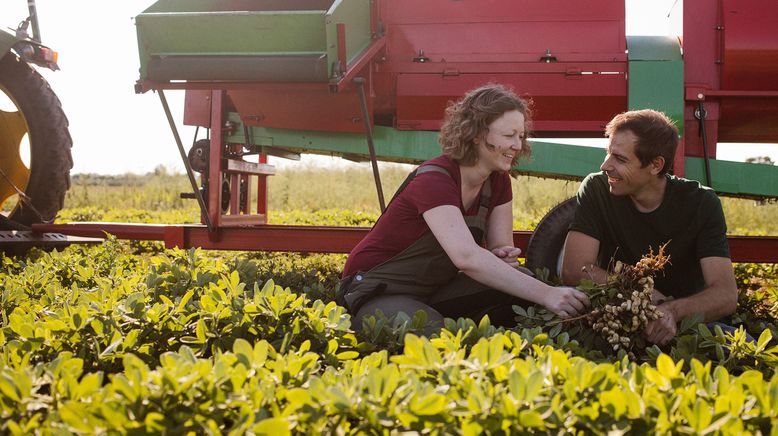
left=230, top=173, right=240, bottom=215
left=158, top=90, right=214, bottom=232
left=702, top=90, right=778, bottom=97
left=697, top=101, right=713, bottom=187
left=208, top=91, right=224, bottom=228
left=223, top=159, right=275, bottom=176
left=33, top=223, right=169, bottom=240
left=333, top=37, right=386, bottom=92
left=336, top=23, right=347, bottom=77
left=27, top=0, right=41, bottom=43
left=241, top=174, right=250, bottom=215
left=30, top=222, right=778, bottom=262
left=257, top=154, right=268, bottom=216
left=727, top=236, right=778, bottom=263
left=354, top=76, right=386, bottom=212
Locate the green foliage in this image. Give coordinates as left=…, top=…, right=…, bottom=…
left=1, top=242, right=778, bottom=433
left=3, top=168, right=771, bottom=432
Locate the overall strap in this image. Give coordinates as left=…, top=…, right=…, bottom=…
left=385, top=164, right=451, bottom=209
left=464, top=176, right=491, bottom=244
left=384, top=163, right=491, bottom=243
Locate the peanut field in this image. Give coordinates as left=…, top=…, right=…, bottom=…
left=1, top=167, right=776, bottom=434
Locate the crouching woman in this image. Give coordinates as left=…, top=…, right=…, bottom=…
left=338, top=84, right=589, bottom=332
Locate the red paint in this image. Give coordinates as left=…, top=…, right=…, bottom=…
left=31, top=222, right=778, bottom=262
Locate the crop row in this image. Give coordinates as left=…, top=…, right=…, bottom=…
left=1, top=239, right=777, bottom=433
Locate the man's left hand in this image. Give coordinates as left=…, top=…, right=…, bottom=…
left=491, top=246, right=522, bottom=268
left=643, top=303, right=677, bottom=346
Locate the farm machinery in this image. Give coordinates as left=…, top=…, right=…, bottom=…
left=22, top=0, right=778, bottom=263
left=0, top=0, right=72, bottom=235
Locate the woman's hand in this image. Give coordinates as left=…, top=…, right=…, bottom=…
left=491, top=245, right=522, bottom=268
left=542, top=286, right=590, bottom=318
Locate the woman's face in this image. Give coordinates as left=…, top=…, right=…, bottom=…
left=475, top=109, right=525, bottom=173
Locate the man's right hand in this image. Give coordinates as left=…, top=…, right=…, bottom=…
left=543, top=286, right=591, bottom=318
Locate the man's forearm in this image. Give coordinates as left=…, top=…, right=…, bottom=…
left=662, top=285, right=737, bottom=324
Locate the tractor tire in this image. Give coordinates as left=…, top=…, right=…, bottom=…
left=525, top=197, right=577, bottom=281
left=0, top=53, right=72, bottom=229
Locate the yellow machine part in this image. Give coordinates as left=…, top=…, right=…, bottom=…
left=0, top=88, right=31, bottom=208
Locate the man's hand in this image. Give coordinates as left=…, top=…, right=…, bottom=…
left=491, top=246, right=522, bottom=268
left=542, top=286, right=591, bottom=318
left=643, top=303, right=677, bottom=345
left=651, top=288, right=667, bottom=304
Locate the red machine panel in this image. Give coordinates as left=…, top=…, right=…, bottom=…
left=719, top=0, right=778, bottom=143
left=683, top=0, right=778, bottom=155
left=375, top=0, right=627, bottom=135
left=227, top=83, right=371, bottom=133
left=395, top=73, right=626, bottom=135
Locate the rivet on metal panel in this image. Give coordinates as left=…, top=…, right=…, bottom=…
left=540, top=49, right=557, bottom=63
left=412, top=50, right=429, bottom=63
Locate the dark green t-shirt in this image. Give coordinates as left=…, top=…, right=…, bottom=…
left=571, top=172, right=730, bottom=298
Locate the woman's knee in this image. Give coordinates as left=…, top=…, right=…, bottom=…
left=352, top=295, right=444, bottom=334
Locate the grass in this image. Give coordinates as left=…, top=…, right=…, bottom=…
left=62, top=166, right=778, bottom=235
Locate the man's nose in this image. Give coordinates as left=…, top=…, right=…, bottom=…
left=600, top=156, right=612, bottom=172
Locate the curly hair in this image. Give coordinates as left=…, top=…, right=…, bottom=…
left=439, top=84, right=532, bottom=166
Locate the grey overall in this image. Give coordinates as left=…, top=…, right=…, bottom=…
left=337, top=165, right=527, bottom=333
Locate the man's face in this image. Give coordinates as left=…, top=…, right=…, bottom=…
left=600, top=129, right=657, bottom=197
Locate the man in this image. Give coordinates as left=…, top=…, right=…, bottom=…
left=561, top=109, right=738, bottom=345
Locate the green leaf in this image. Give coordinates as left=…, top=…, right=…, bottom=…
left=58, top=402, right=94, bottom=433
left=0, top=374, right=22, bottom=402
left=144, top=412, right=167, bottom=432
left=518, top=410, right=545, bottom=429
left=656, top=353, right=681, bottom=378
left=600, top=388, right=626, bottom=417
left=253, top=418, right=291, bottom=436
left=691, top=399, right=713, bottom=433
left=756, top=329, right=772, bottom=353
left=195, top=319, right=207, bottom=343
left=75, top=373, right=103, bottom=399
left=336, top=351, right=359, bottom=360
left=410, top=393, right=448, bottom=416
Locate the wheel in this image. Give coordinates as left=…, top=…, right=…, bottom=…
left=0, top=53, right=72, bottom=229
left=525, top=197, right=576, bottom=281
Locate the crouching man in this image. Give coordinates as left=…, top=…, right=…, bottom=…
left=561, top=109, right=738, bottom=345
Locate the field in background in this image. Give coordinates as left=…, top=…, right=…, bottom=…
left=63, top=166, right=778, bottom=235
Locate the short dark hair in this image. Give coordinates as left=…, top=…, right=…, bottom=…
left=605, top=109, right=679, bottom=175
left=439, top=84, right=532, bottom=166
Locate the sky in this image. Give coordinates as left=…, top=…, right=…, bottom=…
left=3, top=0, right=776, bottom=175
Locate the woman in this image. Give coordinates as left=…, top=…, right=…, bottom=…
left=338, top=84, right=589, bottom=331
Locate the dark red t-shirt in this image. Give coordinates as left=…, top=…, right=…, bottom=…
left=342, top=155, right=512, bottom=278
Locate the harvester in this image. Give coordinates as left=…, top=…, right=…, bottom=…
left=25, top=0, right=778, bottom=265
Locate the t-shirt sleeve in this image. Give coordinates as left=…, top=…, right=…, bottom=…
left=570, top=173, right=605, bottom=241
left=403, top=171, right=460, bottom=214
left=696, top=191, right=730, bottom=259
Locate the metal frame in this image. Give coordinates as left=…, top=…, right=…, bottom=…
left=29, top=222, right=778, bottom=264
left=49, top=0, right=762, bottom=263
